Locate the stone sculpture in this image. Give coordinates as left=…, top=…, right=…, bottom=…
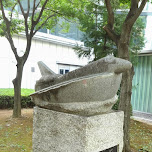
left=31, top=55, right=132, bottom=116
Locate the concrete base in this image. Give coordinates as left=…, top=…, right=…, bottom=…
left=33, top=106, right=124, bottom=152
left=132, top=110, right=152, bottom=125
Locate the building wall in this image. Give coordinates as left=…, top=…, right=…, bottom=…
left=131, top=55, right=152, bottom=114
left=0, top=34, right=88, bottom=89
left=140, top=2, right=152, bottom=53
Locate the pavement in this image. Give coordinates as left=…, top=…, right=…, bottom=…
left=131, top=111, right=152, bottom=125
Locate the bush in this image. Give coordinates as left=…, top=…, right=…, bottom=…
left=112, top=99, right=120, bottom=111
left=0, top=88, right=35, bottom=109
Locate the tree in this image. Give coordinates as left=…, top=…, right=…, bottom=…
left=104, top=1, right=147, bottom=151
left=75, top=0, right=145, bottom=62
left=76, top=0, right=147, bottom=151
left=0, top=0, right=87, bottom=118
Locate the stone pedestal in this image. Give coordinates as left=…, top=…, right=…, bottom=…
left=33, top=106, right=124, bottom=152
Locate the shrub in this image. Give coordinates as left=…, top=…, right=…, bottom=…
left=0, top=88, right=35, bottom=109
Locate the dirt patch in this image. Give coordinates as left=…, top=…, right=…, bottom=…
left=0, top=109, right=33, bottom=152
left=0, top=109, right=152, bottom=152
left=0, top=109, right=33, bottom=120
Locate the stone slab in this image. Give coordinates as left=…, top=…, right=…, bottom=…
left=33, top=107, right=124, bottom=152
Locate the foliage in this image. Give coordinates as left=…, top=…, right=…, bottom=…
left=101, top=1, right=148, bottom=151
left=0, top=89, right=34, bottom=109
left=75, top=1, right=145, bottom=63
left=0, top=0, right=24, bottom=36
left=0, top=96, right=34, bottom=109
left=0, top=0, right=89, bottom=117
left=0, top=0, right=89, bottom=37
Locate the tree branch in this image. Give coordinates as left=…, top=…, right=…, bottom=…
left=125, top=0, right=147, bottom=25
left=10, top=3, right=17, bottom=21
left=45, top=8, right=65, bottom=17
left=0, top=0, right=19, bottom=61
left=27, top=0, right=30, bottom=17
left=104, top=0, right=114, bottom=29
left=18, top=0, right=25, bottom=17
left=131, top=0, right=138, bottom=10
left=103, top=25, right=119, bottom=46
left=135, top=0, right=147, bottom=19
left=104, top=0, right=119, bottom=46
left=33, top=13, right=56, bottom=36
left=30, top=0, right=37, bottom=37
left=125, top=0, right=138, bottom=22
left=34, top=0, right=49, bottom=25
left=31, top=0, right=36, bottom=23
left=35, top=0, right=42, bottom=10
left=44, top=8, right=76, bottom=23
left=22, top=36, right=32, bottom=63
left=18, top=0, right=29, bottom=37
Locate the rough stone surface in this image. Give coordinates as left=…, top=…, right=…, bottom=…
left=35, top=61, right=61, bottom=91
left=31, top=56, right=132, bottom=116
left=32, top=95, right=118, bottom=116
left=33, top=107, right=124, bottom=152
left=32, top=73, right=121, bottom=104
left=34, top=55, right=132, bottom=91
left=31, top=73, right=121, bottom=116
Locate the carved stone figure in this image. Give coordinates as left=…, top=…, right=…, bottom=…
left=31, top=55, right=132, bottom=116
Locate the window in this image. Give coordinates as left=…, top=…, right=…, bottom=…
left=38, top=28, right=47, bottom=33
left=58, top=63, right=81, bottom=75
left=50, top=18, right=83, bottom=41
left=12, top=0, right=83, bottom=41
left=65, top=69, right=69, bottom=74
left=58, top=64, right=70, bottom=75
left=59, top=69, right=69, bottom=75
left=31, top=67, right=35, bottom=72
left=59, top=69, right=64, bottom=75
left=18, top=0, right=39, bottom=12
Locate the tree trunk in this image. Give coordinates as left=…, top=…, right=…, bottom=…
left=12, top=61, right=24, bottom=118
left=119, top=69, right=134, bottom=152
left=104, top=0, right=147, bottom=151
left=118, top=42, right=134, bottom=152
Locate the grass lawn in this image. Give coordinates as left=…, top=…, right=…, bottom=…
left=0, top=88, right=34, bottom=96
left=0, top=109, right=152, bottom=152
left=0, top=109, right=33, bottom=152
left=130, top=120, right=152, bottom=151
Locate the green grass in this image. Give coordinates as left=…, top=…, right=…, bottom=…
left=0, top=88, right=35, bottom=109
left=130, top=120, right=152, bottom=151
left=0, top=88, right=34, bottom=96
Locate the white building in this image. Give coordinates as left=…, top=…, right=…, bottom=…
left=0, top=31, right=88, bottom=89
left=1, top=1, right=152, bottom=90
left=140, top=2, right=152, bottom=53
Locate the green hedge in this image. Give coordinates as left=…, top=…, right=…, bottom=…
left=0, top=88, right=35, bottom=109
left=0, top=96, right=35, bottom=109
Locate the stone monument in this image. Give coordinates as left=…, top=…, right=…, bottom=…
left=31, top=55, right=132, bottom=152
